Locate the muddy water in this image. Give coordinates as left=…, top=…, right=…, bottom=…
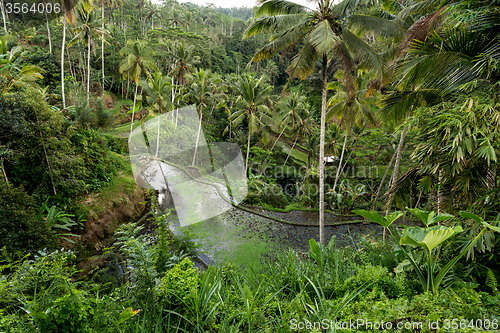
left=168, top=206, right=383, bottom=267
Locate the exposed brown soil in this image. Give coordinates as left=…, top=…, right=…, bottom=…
left=103, top=93, right=115, bottom=109
left=80, top=182, right=147, bottom=254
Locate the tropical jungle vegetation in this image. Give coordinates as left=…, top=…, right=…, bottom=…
left=0, top=0, right=499, bottom=331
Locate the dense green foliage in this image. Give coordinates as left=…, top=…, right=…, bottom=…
left=1, top=0, right=500, bottom=331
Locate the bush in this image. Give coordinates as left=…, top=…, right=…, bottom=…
left=157, top=258, right=200, bottom=309
left=0, top=184, right=53, bottom=255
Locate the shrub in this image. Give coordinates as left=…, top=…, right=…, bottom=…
left=157, top=258, right=200, bottom=309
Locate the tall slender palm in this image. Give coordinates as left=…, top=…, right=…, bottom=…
left=270, top=92, right=309, bottom=153
left=69, top=5, right=109, bottom=99
left=140, top=72, right=172, bottom=157
left=119, top=40, right=157, bottom=140
left=185, top=68, right=215, bottom=165
left=170, top=42, right=200, bottom=86
left=244, top=0, right=402, bottom=244
left=327, top=71, right=378, bottom=194
left=228, top=73, right=272, bottom=173
left=99, top=0, right=122, bottom=96
left=282, top=107, right=316, bottom=167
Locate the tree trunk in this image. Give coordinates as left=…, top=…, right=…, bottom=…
left=192, top=105, right=203, bottom=165
left=269, top=121, right=288, bottom=153
left=101, top=0, right=105, bottom=96
left=1, top=157, right=8, bottom=186
left=126, top=75, right=130, bottom=99
left=61, top=15, right=66, bottom=109
left=283, top=135, right=298, bottom=167
left=389, top=127, right=408, bottom=192
left=87, top=34, right=91, bottom=99
left=1, top=0, right=8, bottom=34
left=437, top=170, right=443, bottom=214
left=372, top=149, right=396, bottom=210
left=384, top=126, right=409, bottom=242
left=332, top=133, right=348, bottom=194
left=155, top=107, right=161, bottom=157
left=245, top=126, right=251, bottom=174
left=45, top=11, right=52, bottom=53
left=129, top=83, right=138, bottom=142
left=319, top=54, right=327, bottom=245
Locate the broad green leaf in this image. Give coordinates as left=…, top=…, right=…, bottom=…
left=400, top=225, right=463, bottom=252
left=407, top=207, right=454, bottom=226
left=353, top=210, right=402, bottom=227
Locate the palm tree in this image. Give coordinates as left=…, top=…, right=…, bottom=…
left=327, top=71, right=378, bottom=194
left=382, top=2, right=500, bottom=209
left=228, top=73, right=272, bottom=173
left=244, top=0, right=402, bottom=244
left=282, top=107, right=316, bottom=167
left=143, top=0, right=161, bottom=30
left=119, top=40, right=157, bottom=141
left=170, top=42, right=200, bottom=86
left=69, top=5, right=109, bottom=99
left=270, top=92, right=309, bottom=153
left=99, top=0, right=122, bottom=96
left=185, top=68, right=215, bottom=165
left=140, top=72, right=172, bottom=157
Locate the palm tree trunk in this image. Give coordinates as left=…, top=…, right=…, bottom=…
left=45, top=11, right=52, bottom=54
left=437, top=170, right=443, bottom=214
left=1, top=1, right=8, bottom=34
left=245, top=127, right=251, bottom=174
left=283, top=135, right=298, bottom=167
left=61, top=15, right=66, bottom=109
left=192, top=105, right=203, bottom=165
left=87, top=34, right=91, bottom=99
left=270, top=122, right=288, bottom=153
left=332, top=133, right=348, bottom=194
left=388, top=127, right=408, bottom=193
left=384, top=126, right=409, bottom=241
left=1, top=158, right=8, bottom=186
left=126, top=75, right=130, bottom=99
left=155, top=107, right=161, bottom=157
left=101, top=1, right=105, bottom=96
left=319, top=54, right=327, bottom=245
left=129, top=83, right=138, bottom=142
left=372, top=149, right=396, bottom=210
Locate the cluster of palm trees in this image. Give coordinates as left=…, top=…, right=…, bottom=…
left=244, top=0, right=500, bottom=243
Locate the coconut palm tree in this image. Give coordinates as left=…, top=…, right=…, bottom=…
left=270, top=92, right=309, bottom=153
left=244, top=0, right=403, bottom=244
left=185, top=68, right=215, bottom=165
left=140, top=72, right=172, bottom=157
left=119, top=40, right=157, bottom=141
left=228, top=73, right=272, bottom=173
left=170, top=42, right=200, bottom=86
left=99, top=0, right=122, bottom=96
left=69, top=5, right=109, bottom=99
left=282, top=107, right=316, bottom=167
left=327, top=71, right=378, bottom=194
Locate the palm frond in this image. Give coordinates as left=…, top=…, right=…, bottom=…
left=256, top=0, right=309, bottom=17
left=349, top=14, right=406, bottom=39
left=310, top=19, right=341, bottom=55
left=287, top=42, right=319, bottom=79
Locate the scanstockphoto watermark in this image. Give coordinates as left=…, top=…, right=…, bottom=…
left=248, top=162, right=380, bottom=180
left=289, top=318, right=424, bottom=331
left=290, top=318, right=499, bottom=331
